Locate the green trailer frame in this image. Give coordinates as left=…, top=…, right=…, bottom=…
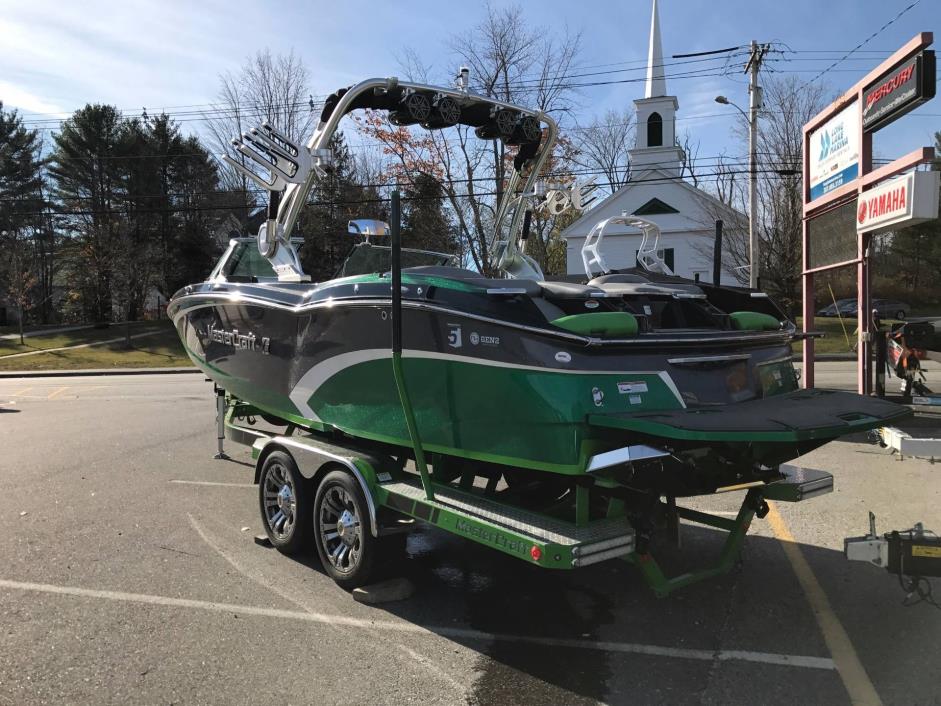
left=221, top=396, right=833, bottom=597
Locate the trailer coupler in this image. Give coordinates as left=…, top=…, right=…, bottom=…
left=845, top=513, right=941, bottom=607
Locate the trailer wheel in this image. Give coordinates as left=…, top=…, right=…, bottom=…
left=314, top=469, right=378, bottom=589
left=258, top=451, right=312, bottom=555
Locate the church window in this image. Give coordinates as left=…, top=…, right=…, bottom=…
left=647, top=112, right=663, bottom=147
left=633, top=198, right=679, bottom=216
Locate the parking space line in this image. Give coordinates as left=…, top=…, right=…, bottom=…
left=10, top=387, right=32, bottom=397
left=46, top=386, right=70, bottom=399
left=766, top=502, right=882, bottom=706
left=169, top=480, right=255, bottom=488
left=0, top=577, right=836, bottom=670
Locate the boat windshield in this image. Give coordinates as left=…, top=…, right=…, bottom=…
left=217, top=239, right=306, bottom=282
left=335, top=243, right=458, bottom=278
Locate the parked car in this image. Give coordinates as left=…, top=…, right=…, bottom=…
left=817, top=298, right=856, bottom=317
left=817, top=298, right=909, bottom=319
left=873, top=299, right=909, bottom=320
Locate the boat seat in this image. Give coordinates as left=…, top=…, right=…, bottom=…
left=402, top=266, right=543, bottom=296
left=539, top=281, right=607, bottom=299
left=552, top=312, right=639, bottom=337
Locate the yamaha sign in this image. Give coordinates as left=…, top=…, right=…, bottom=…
left=862, top=50, right=936, bottom=132
left=856, top=171, right=940, bottom=235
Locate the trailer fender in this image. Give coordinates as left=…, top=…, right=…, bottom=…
left=253, top=437, right=382, bottom=537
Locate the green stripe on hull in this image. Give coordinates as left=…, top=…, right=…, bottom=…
left=308, top=356, right=683, bottom=473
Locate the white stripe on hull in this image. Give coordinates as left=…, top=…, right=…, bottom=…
left=288, top=348, right=686, bottom=420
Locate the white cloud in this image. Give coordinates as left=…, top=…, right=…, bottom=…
left=0, top=80, right=64, bottom=115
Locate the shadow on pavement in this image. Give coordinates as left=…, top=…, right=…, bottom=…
left=342, top=521, right=941, bottom=706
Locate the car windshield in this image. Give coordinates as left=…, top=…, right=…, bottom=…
left=335, top=243, right=458, bottom=278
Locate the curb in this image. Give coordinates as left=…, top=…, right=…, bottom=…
left=792, top=354, right=857, bottom=362
left=0, top=367, right=200, bottom=379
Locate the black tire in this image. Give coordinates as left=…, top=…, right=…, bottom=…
left=896, top=310, right=906, bottom=320
left=314, top=469, right=379, bottom=589
left=258, top=451, right=313, bottom=555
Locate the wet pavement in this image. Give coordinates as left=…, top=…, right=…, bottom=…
left=0, top=374, right=939, bottom=705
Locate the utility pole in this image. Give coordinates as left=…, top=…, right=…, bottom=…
left=745, top=40, right=767, bottom=289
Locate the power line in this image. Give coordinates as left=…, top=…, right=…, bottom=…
left=12, top=54, right=744, bottom=124
left=5, top=165, right=813, bottom=219
left=801, top=0, right=923, bottom=87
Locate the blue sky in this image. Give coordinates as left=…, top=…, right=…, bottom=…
left=1, top=0, right=938, bottom=167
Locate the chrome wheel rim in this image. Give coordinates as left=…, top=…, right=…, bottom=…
left=263, top=462, right=296, bottom=540
left=319, top=485, right=361, bottom=574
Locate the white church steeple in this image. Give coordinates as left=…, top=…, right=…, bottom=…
left=629, top=0, right=685, bottom=175
left=645, top=0, right=666, bottom=98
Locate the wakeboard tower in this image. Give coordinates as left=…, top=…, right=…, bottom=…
left=169, top=72, right=911, bottom=592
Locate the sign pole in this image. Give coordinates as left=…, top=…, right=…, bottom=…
left=746, top=40, right=764, bottom=289
left=801, top=33, right=935, bottom=394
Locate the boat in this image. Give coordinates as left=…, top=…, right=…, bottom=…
left=168, top=75, right=911, bottom=501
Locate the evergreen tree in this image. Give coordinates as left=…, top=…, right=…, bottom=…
left=297, top=132, right=379, bottom=281
left=49, top=104, right=128, bottom=322
left=882, top=130, right=941, bottom=299
left=402, top=173, right=457, bottom=255
left=0, top=102, right=44, bottom=233
left=0, top=103, right=44, bottom=331
left=172, top=135, right=224, bottom=292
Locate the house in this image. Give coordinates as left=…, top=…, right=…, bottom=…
left=561, top=0, right=745, bottom=285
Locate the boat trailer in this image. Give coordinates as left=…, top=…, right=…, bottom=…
left=214, top=390, right=834, bottom=597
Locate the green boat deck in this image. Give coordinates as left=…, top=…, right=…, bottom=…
left=589, top=388, right=912, bottom=443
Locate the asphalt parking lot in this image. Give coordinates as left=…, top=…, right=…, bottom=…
left=1, top=373, right=939, bottom=705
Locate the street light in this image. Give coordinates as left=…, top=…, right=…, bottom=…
left=715, top=94, right=759, bottom=289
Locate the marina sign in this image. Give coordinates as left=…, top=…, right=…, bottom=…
left=862, top=50, right=936, bottom=132
left=856, top=171, right=940, bottom=235
left=808, top=102, right=860, bottom=202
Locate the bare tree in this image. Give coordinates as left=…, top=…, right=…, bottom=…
left=205, top=49, right=317, bottom=219
left=573, top=108, right=634, bottom=194
left=679, top=130, right=701, bottom=188
left=699, top=76, right=828, bottom=312
left=1, top=230, right=37, bottom=345
left=358, top=4, right=582, bottom=274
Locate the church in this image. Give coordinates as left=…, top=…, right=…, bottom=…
left=560, top=0, right=744, bottom=284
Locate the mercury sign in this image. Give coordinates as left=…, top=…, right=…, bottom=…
left=856, top=171, right=940, bottom=235
left=862, top=50, right=936, bottom=132
left=808, top=102, right=860, bottom=202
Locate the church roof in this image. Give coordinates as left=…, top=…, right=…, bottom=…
left=559, top=167, right=746, bottom=239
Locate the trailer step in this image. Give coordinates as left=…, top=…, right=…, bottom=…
left=762, top=464, right=833, bottom=502
left=379, top=478, right=635, bottom=563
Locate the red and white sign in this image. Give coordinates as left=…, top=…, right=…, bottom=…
left=857, top=171, right=940, bottom=234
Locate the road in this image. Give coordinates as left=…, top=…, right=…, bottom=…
left=0, top=374, right=939, bottom=705
left=797, top=359, right=941, bottom=392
